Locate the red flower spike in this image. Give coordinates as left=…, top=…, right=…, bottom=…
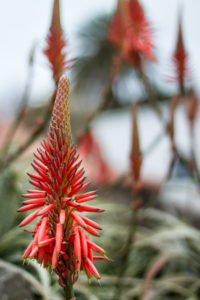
left=19, top=75, right=107, bottom=289
left=108, top=0, right=155, bottom=69
left=44, top=0, right=71, bottom=84
left=173, top=16, right=188, bottom=94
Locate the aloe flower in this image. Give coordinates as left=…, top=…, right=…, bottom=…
left=18, top=75, right=107, bottom=299
left=108, top=0, right=155, bottom=69
left=44, top=0, right=71, bottom=84
left=172, top=18, right=188, bottom=94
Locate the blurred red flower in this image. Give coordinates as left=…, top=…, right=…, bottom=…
left=77, top=130, right=117, bottom=186
left=172, top=19, right=189, bottom=94
left=108, top=0, right=155, bottom=69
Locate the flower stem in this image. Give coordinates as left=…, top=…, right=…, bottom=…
left=0, top=89, right=56, bottom=173
left=112, top=206, right=138, bottom=300
left=64, top=278, right=75, bottom=300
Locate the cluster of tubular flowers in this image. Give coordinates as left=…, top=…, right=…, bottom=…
left=108, top=0, right=155, bottom=68
left=18, top=75, right=107, bottom=287
left=44, top=0, right=70, bottom=84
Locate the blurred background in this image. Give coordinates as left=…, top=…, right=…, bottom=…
left=1, top=0, right=200, bottom=299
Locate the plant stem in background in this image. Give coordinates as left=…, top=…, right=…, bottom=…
left=0, top=90, right=56, bottom=173
left=113, top=204, right=139, bottom=299
left=86, top=55, right=121, bottom=129
left=1, top=44, right=36, bottom=156
left=113, top=103, right=143, bottom=299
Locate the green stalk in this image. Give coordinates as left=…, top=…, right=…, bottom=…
left=64, top=278, right=75, bottom=300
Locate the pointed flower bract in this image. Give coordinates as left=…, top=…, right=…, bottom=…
left=108, top=0, right=155, bottom=68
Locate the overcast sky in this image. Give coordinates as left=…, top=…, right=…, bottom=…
left=1, top=0, right=200, bottom=115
